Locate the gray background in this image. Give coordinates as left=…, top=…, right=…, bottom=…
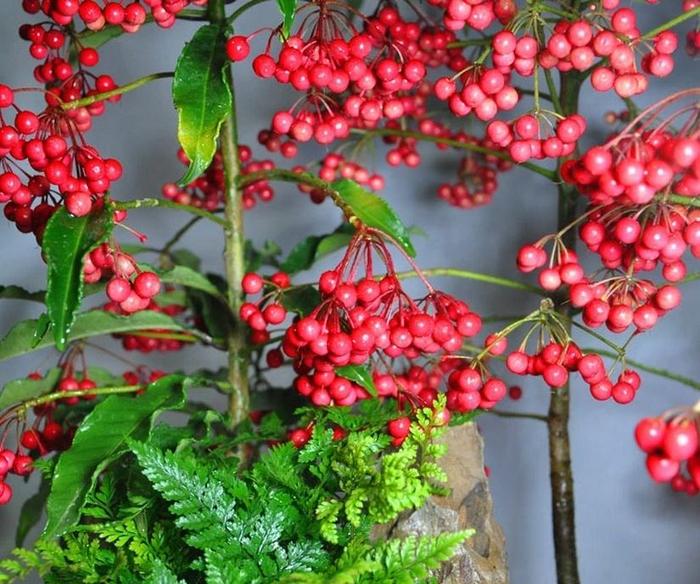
left=0, top=4, right=699, bottom=583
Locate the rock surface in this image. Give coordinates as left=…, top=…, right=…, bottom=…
left=385, top=423, right=509, bottom=583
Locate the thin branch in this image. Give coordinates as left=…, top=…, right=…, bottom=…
left=115, top=198, right=228, bottom=226
left=60, top=72, right=174, bottom=110
left=395, top=267, right=544, bottom=295
left=353, top=128, right=558, bottom=182
left=489, top=409, right=548, bottom=422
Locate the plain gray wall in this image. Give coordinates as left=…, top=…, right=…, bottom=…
left=0, top=4, right=699, bottom=583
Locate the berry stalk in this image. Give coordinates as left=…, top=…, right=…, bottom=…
left=210, top=0, right=250, bottom=427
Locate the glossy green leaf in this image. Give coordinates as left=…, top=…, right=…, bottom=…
left=16, top=477, right=51, bottom=546
left=43, top=205, right=113, bottom=350
left=332, top=179, right=416, bottom=257
left=32, top=313, right=51, bottom=348
left=280, top=224, right=354, bottom=274
left=173, top=24, right=232, bottom=185
left=140, top=263, right=223, bottom=298
left=275, top=0, right=297, bottom=36
left=335, top=364, right=377, bottom=398
left=280, top=286, right=321, bottom=317
left=0, top=368, right=62, bottom=411
left=0, top=311, right=189, bottom=363
left=42, top=375, right=188, bottom=539
left=0, top=285, right=44, bottom=303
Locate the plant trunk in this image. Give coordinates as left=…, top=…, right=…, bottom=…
left=209, top=0, right=250, bottom=426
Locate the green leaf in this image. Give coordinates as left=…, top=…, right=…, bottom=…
left=32, top=313, right=51, bottom=348
left=43, top=375, right=188, bottom=539
left=244, top=239, right=282, bottom=272
left=0, top=369, right=62, bottom=411
left=275, top=0, right=297, bottom=36
left=140, top=263, right=223, bottom=298
left=173, top=24, right=232, bottom=185
left=335, top=365, right=377, bottom=398
left=170, top=249, right=202, bottom=271
left=332, top=179, right=416, bottom=257
left=43, top=205, right=113, bottom=350
left=0, top=310, right=190, bottom=363
left=280, top=224, right=353, bottom=274
left=16, top=478, right=51, bottom=546
left=0, top=286, right=44, bottom=303
left=280, top=286, right=321, bottom=317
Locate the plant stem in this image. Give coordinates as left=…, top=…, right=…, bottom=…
left=489, top=409, right=548, bottom=422
left=352, top=127, right=558, bottom=182
left=115, top=198, right=227, bottom=226
left=211, top=0, right=250, bottom=427
left=582, top=348, right=700, bottom=392
left=394, top=267, right=543, bottom=295
left=548, top=70, right=582, bottom=584
left=641, top=6, right=700, bottom=40
left=60, top=72, right=174, bottom=110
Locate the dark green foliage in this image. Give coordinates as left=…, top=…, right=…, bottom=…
left=0, top=401, right=469, bottom=583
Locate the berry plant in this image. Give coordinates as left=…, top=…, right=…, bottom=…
left=0, top=0, right=697, bottom=582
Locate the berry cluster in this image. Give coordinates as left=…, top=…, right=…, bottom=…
left=162, top=145, right=275, bottom=211
left=635, top=410, right=700, bottom=495
left=487, top=113, right=586, bottom=163
left=245, top=231, right=486, bottom=409
left=84, top=242, right=162, bottom=314
left=292, top=154, right=385, bottom=205
left=539, top=13, right=677, bottom=98
left=0, top=89, right=122, bottom=238
left=434, top=65, right=519, bottom=120
left=240, top=271, right=292, bottom=346
left=22, top=0, right=206, bottom=32
left=432, top=0, right=514, bottom=32
left=234, top=5, right=462, bottom=146
left=118, top=300, right=187, bottom=352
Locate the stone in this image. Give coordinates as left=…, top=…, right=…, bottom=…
left=385, top=423, right=509, bottom=583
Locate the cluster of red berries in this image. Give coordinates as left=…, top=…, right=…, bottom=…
left=118, top=301, right=186, bottom=352
left=0, top=90, right=122, bottom=234
left=83, top=242, right=162, bottom=314
left=0, top=362, right=108, bottom=506
left=22, top=0, right=206, bottom=32
left=434, top=65, right=519, bottom=121
left=579, top=208, right=699, bottom=284
left=487, top=113, right=585, bottom=163
left=506, top=341, right=585, bottom=390
left=256, top=232, right=485, bottom=408
left=432, top=0, right=514, bottom=32
left=291, top=154, right=384, bottom=205
left=635, top=410, right=700, bottom=495
left=240, top=271, right=292, bottom=346
left=163, top=145, right=275, bottom=211
left=230, top=6, right=463, bottom=147
left=564, top=133, right=699, bottom=206
left=518, top=241, right=683, bottom=334
left=538, top=12, right=677, bottom=98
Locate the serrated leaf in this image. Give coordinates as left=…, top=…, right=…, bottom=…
left=16, top=477, right=51, bottom=546
left=0, top=311, right=189, bottom=363
left=0, top=368, right=62, bottom=411
left=335, top=365, right=377, bottom=397
left=332, top=179, right=415, bottom=257
left=43, top=205, right=113, bottom=350
left=43, top=375, right=188, bottom=539
left=174, top=24, right=232, bottom=185
left=280, top=286, right=321, bottom=317
left=0, top=286, right=44, bottom=303
left=275, top=0, right=297, bottom=36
